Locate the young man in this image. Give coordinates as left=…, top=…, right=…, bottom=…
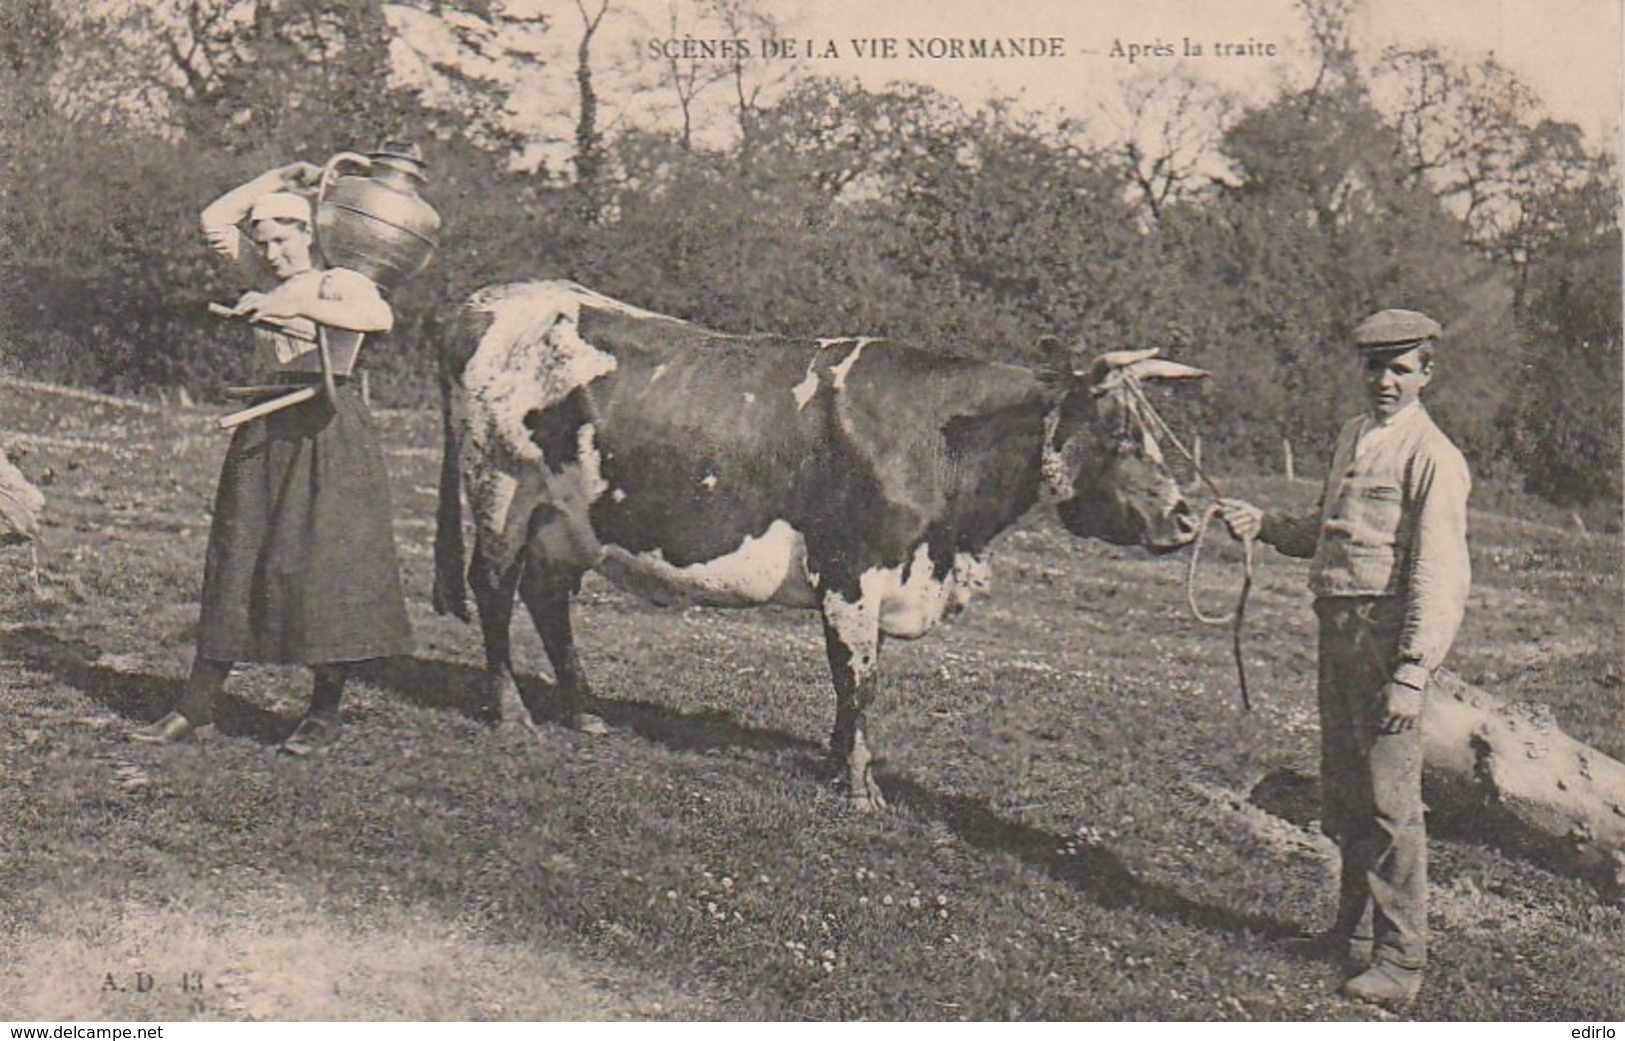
left=1219, top=308, right=1471, bottom=1007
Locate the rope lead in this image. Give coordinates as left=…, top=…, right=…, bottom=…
left=1120, top=376, right=1255, bottom=711
left=1187, top=503, right=1255, bottom=711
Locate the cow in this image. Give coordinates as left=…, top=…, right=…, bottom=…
left=433, top=280, right=1206, bottom=811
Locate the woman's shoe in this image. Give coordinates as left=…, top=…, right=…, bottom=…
left=129, top=711, right=211, bottom=744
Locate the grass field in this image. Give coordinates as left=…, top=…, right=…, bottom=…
left=1, top=379, right=1620, bottom=1022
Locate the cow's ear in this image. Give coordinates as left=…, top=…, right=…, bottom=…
left=1036, top=336, right=1071, bottom=388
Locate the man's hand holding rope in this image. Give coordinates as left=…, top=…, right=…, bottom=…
left=1216, top=499, right=1264, bottom=543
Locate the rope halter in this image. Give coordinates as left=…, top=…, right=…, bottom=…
left=1116, top=373, right=1256, bottom=711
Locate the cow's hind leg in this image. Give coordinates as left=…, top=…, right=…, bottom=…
left=820, top=594, right=886, bottom=812
left=517, top=561, right=608, bottom=736
left=468, top=553, right=535, bottom=732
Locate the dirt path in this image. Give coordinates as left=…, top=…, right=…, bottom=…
left=3, top=889, right=712, bottom=1021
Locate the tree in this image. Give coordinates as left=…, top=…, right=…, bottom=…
left=633, top=0, right=796, bottom=154
left=1295, top=0, right=1362, bottom=98
left=1502, top=166, right=1623, bottom=510
left=385, top=0, right=550, bottom=158
left=747, top=77, right=964, bottom=197
left=647, top=0, right=728, bottom=152
left=44, top=0, right=418, bottom=152
left=569, top=0, right=610, bottom=215
left=703, top=0, right=792, bottom=155
left=0, top=0, right=64, bottom=103
left=1378, top=47, right=1549, bottom=250
left=47, top=0, right=244, bottom=139
left=1205, top=62, right=1494, bottom=464
left=1497, top=120, right=1608, bottom=305
left=1106, top=68, right=1237, bottom=222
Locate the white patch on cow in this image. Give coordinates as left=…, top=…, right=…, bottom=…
left=462, top=283, right=618, bottom=466
left=462, top=449, right=532, bottom=576
left=792, top=362, right=820, bottom=410
left=1141, top=425, right=1164, bottom=465
left=611, top=488, right=627, bottom=503
left=821, top=590, right=879, bottom=676
left=453, top=383, right=525, bottom=572
left=455, top=279, right=758, bottom=579
left=743, top=392, right=755, bottom=403
left=701, top=474, right=718, bottom=490
left=1038, top=408, right=1072, bottom=504
left=457, top=394, right=611, bottom=575
left=597, top=519, right=819, bottom=609
left=793, top=337, right=879, bottom=410
left=509, top=422, right=609, bottom=572
left=575, top=423, right=607, bottom=496
left=826, top=545, right=994, bottom=644
left=829, top=339, right=872, bottom=389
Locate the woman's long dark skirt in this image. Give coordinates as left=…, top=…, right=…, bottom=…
left=196, top=384, right=412, bottom=664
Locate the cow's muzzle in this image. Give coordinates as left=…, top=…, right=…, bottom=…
left=1145, top=500, right=1200, bottom=554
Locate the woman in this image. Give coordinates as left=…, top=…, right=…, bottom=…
left=133, top=161, right=413, bottom=755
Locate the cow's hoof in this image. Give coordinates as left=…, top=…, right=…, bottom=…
left=848, top=790, right=888, bottom=814
left=572, top=712, right=610, bottom=736
left=848, top=777, right=888, bottom=813
left=497, top=712, right=540, bottom=735
left=280, top=713, right=342, bottom=757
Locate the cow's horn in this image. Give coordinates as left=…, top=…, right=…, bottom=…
left=1098, top=347, right=1161, bottom=369
left=1126, top=358, right=1209, bottom=381
left=1077, top=347, right=1161, bottom=381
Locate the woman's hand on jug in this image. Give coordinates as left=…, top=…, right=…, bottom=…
left=275, top=161, right=322, bottom=190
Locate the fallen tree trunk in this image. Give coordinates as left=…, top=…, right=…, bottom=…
left=0, top=445, right=44, bottom=546
left=1423, top=669, right=1625, bottom=895
left=1247, top=669, right=1625, bottom=896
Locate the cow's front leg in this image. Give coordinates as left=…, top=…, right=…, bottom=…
left=820, top=592, right=886, bottom=812
left=517, top=560, right=607, bottom=736
left=468, top=552, right=534, bottom=732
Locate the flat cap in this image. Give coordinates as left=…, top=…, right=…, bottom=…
left=1352, top=308, right=1441, bottom=350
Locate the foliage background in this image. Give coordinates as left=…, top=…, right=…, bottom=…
left=0, top=0, right=1618, bottom=520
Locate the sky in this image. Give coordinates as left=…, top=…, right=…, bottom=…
left=435, top=0, right=1622, bottom=163
left=755, top=0, right=1622, bottom=145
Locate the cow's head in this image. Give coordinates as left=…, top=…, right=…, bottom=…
left=1041, top=347, right=1206, bottom=553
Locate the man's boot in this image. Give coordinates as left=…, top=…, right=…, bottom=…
left=1342, top=960, right=1421, bottom=1008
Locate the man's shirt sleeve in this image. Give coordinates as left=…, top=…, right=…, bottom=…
left=1259, top=419, right=1360, bottom=560
left=1259, top=505, right=1321, bottom=559
left=1395, top=436, right=1472, bottom=686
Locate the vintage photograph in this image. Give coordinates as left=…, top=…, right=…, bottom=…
left=1, top=0, right=1620, bottom=1025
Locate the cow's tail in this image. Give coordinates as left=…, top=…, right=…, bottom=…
left=431, top=344, right=473, bottom=623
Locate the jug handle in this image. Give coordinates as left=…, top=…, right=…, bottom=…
left=312, top=151, right=371, bottom=406
left=313, top=150, right=371, bottom=285
left=317, top=151, right=372, bottom=210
